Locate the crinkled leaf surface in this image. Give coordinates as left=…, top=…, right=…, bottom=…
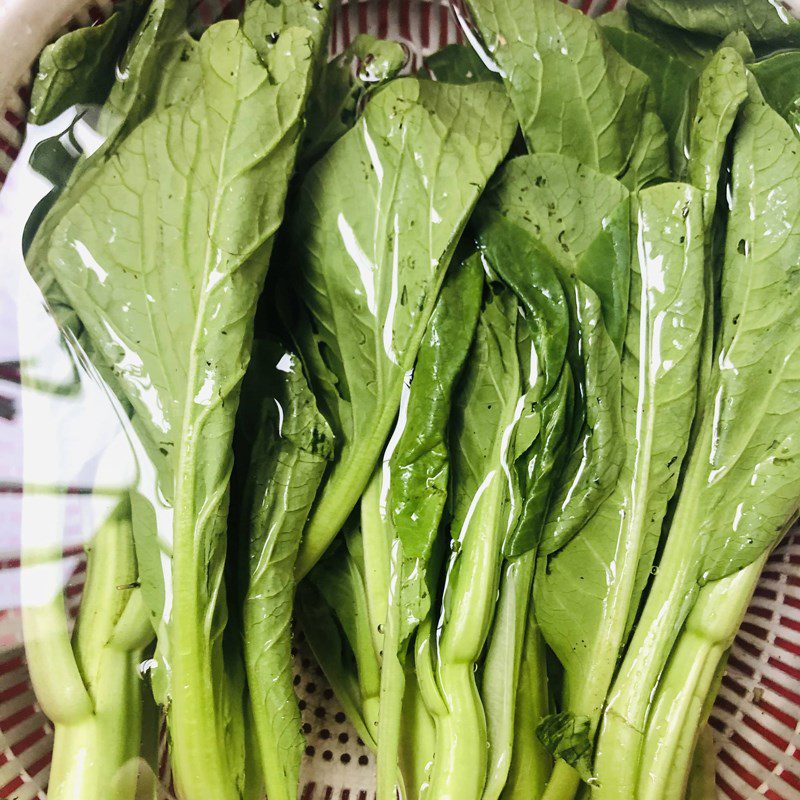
left=534, top=181, right=705, bottom=734
left=465, top=0, right=649, bottom=176
left=292, top=77, right=516, bottom=576
left=45, top=20, right=315, bottom=800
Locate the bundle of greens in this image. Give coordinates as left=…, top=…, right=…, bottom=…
left=17, top=0, right=800, bottom=799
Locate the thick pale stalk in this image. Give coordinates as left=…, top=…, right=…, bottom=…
left=482, top=553, right=536, bottom=800
left=637, top=557, right=765, bottom=800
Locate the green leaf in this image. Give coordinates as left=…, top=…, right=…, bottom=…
left=479, top=154, right=631, bottom=352
left=627, top=0, right=800, bottom=45
left=535, top=182, right=705, bottom=745
left=291, top=77, right=516, bottom=577
left=465, top=0, right=649, bottom=176
left=25, top=0, right=199, bottom=337
left=241, top=342, right=332, bottom=800
left=619, top=91, right=671, bottom=190
left=306, top=533, right=382, bottom=746
left=688, top=48, right=749, bottom=222
left=390, top=255, right=483, bottom=570
left=302, top=34, right=407, bottom=165
left=474, top=216, right=572, bottom=555
left=45, top=20, right=316, bottom=800
left=595, top=83, right=800, bottom=800
left=28, top=1, right=146, bottom=125
left=429, top=285, right=522, bottom=799
left=420, top=43, right=500, bottom=84
left=375, top=256, right=483, bottom=800
left=536, top=713, right=593, bottom=782
left=752, top=52, right=800, bottom=136
left=242, top=0, right=331, bottom=61
left=600, top=18, right=703, bottom=177
left=295, top=580, right=378, bottom=750
left=479, top=154, right=628, bottom=552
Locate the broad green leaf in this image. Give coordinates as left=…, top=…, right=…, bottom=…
left=29, top=1, right=145, bottom=125
left=45, top=21, right=316, bottom=800
left=430, top=286, right=522, bottom=799
left=752, top=52, right=800, bottom=136
left=291, top=77, right=516, bottom=576
left=535, top=182, right=705, bottom=751
left=479, top=154, right=628, bottom=552
left=241, top=343, right=332, bottom=800
left=595, top=85, right=800, bottom=800
left=420, top=43, right=500, bottom=84
left=628, top=0, right=800, bottom=45
left=465, top=0, right=648, bottom=176
left=302, top=34, right=407, bottom=166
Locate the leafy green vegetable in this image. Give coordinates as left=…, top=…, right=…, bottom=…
left=240, top=343, right=332, bottom=800
left=536, top=713, right=593, bottom=783
left=23, top=500, right=154, bottom=800
left=599, top=16, right=704, bottom=176
left=535, top=181, right=705, bottom=799
left=470, top=217, right=571, bottom=800
left=498, top=612, right=553, bottom=800
left=628, top=0, right=800, bottom=45
left=43, top=18, right=317, bottom=800
left=752, top=52, right=800, bottom=134
left=296, top=579, right=379, bottom=751
left=302, top=34, right=407, bottom=166
left=427, top=283, right=523, bottom=799
left=465, top=0, right=649, bottom=176
left=594, top=81, right=800, bottom=800
left=291, top=77, right=516, bottom=577
left=479, top=154, right=628, bottom=552
left=376, top=256, right=483, bottom=800
left=29, top=1, right=146, bottom=125
left=305, top=529, right=382, bottom=747
left=242, top=0, right=331, bottom=58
